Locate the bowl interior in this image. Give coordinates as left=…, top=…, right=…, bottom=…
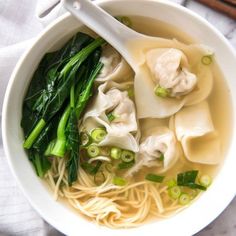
left=2, top=0, right=236, bottom=235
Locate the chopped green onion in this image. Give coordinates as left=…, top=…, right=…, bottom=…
left=91, top=128, right=107, bottom=143
left=87, top=145, right=100, bottom=158
left=115, top=16, right=132, bottom=28
left=199, top=174, right=212, bottom=188
left=110, top=147, right=122, bottom=159
left=81, top=161, right=102, bottom=175
left=167, top=179, right=177, bottom=188
left=100, top=147, right=111, bottom=156
left=179, top=193, right=191, bottom=205
left=159, top=153, right=164, bottom=161
left=154, top=85, right=170, bottom=98
left=107, top=112, right=116, bottom=122
left=127, top=87, right=134, bottom=98
left=201, top=55, right=213, bottom=65
left=121, top=150, right=135, bottom=163
left=145, top=174, right=165, bottom=183
left=94, top=171, right=105, bottom=185
left=117, top=161, right=134, bottom=170
left=112, top=176, right=127, bottom=186
left=168, top=186, right=181, bottom=200
left=105, top=163, right=113, bottom=173
left=80, top=132, right=91, bottom=147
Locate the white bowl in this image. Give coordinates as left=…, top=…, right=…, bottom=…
left=2, top=0, right=236, bottom=235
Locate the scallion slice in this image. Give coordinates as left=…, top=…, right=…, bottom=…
left=145, top=173, right=165, bottom=183
left=167, top=179, right=177, bottom=188
left=159, top=153, right=164, bottom=161
left=110, top=147, right=122, bottom=160
left=127, top=87, right=134, bottom=98
left=199, top=174, right=212, bottom=188
left=87, top=145, right=100, bottom=158
left=112, top=176, right=127, bottom=186
left=168, top=186, right=181, bottom=200
left=117, top=161, right=134, bottom=170
left=154, top=85, right=170, bottom=98
left=201, top=55, right=213, bottom=65
left=179, top=193, right=190, bottom=205
left=91, top=128, right=107, bottom=143
left=115, top=16, right=132, bottom=28
left=121, top=150, right=135, bottom=163
left=94, top=171, right=106, bottom=185
left=106, top=112, right=116, bottom=122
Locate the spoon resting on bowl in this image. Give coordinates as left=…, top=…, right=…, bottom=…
left=62, top=0, right=213, bottom=119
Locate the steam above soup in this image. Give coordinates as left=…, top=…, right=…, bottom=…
left=21, top=16, right=231, bottom=228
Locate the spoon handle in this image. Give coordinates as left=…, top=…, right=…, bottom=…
left=62, top=0, right=138, bottom=55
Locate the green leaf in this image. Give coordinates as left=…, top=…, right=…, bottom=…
left=177, top=170, right=206, bottom=191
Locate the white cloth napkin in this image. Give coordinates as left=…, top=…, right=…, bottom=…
left=0, top=0, right=65, bottom=235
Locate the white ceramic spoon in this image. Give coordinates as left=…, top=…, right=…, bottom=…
left=62, top=0, right=211, bottom=119
left=62, top=0, right=170, bottom=71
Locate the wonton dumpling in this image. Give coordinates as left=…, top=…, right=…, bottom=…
left=134, top=40, right=213, bottom=119
left=146, top=48, right=197, bottom=97
left=173, top=101, right=220, bottom=164
left=126, top=126, right=179, bottom=176
left=82, top=81, right=139, bottom=152
left=96, top=45, right=133, bottom=82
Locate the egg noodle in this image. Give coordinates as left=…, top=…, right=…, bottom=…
left=45, top=158, right=186, bottom=228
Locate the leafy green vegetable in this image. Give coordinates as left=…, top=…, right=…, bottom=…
left=22, top=32, right=105, bottom=182
left=66, top=110, right=80, bottom=185
left=177, top=170, right=207, bottom=191
left=21, top=32, right=93, bottom=138
left=23, top=37, right=104, bottom=149
left=28, top=150, right=51, bottom=178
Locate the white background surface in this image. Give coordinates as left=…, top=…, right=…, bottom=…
left=0, top=0, right=236, bottom=235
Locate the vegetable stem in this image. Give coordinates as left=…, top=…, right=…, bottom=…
left=51, top=106, right=71, bottom=157
left=60, top=38, right=105, bottom=78
left=23, top=119, right=46, bottom=149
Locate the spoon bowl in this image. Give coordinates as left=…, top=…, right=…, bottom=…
left=62, top=0, right=170, bottom=71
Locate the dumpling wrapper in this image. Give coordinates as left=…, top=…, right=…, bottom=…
left=96, top=45, right=134, bottom=83
left=146, top=48, right=197, bottom=97
left=82, top=81, right=139, bottom=152
left=126, top=121, right=180, bottom=177
left=173, top=101, right=220, bottom=164
left=134, top=39, right=213, bottom=118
